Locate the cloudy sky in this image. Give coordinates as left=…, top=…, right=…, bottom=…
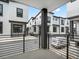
left=28, top=4, right=67, bottom=19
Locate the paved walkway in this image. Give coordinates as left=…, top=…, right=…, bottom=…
left=3, top=49, right=65, bottom=59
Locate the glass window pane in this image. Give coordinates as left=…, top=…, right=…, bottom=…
left=53, top=26, right=57, bottom=32
left=13, top=24, right=23, bottom=33
left=61, top=27, right=64, bottom=32
left=0, top=4, right=3, bottom=16
left=17, top=8, right=23, bottom=17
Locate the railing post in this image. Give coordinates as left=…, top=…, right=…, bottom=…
left=66, top=32, right=70, bottom=59
left=39, top=33, right=40, bottom=48
left=23, top=24, right=26, bottom=53
left=47, top=34, right=49, bottom=49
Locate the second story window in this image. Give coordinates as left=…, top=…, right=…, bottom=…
left=34, top=26, right=36, bottom=32
left=61, top=20, right=64, bottom=25
left=17, top=8, right=23, bottom=17
left=61, top=27, right=64, bottom=32
left=53, top=17, right=57, bottom=21
left=67, top=20, right=69, bottom=25
left=0, top=4, right=3, bottom=16
left=48, top=16, right=51, bottom=23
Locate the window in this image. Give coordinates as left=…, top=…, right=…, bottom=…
left=61, top=27, right=64, bottom=32
left=0, top=22, right=3, bottom=34
left=0, top=4, right=3, bottom=16
left=53, top=17, right=57, bottom=21
left=75, top=42, right=79, bottom=47
left=67, top=20, right=69, bottom=25
left=61, top=20, right=64, bottom=25
left=34, top=26, right=36, bottom=32
left=48, top=16, right=51, bottom=23
left=13, top=24, right=23, bottom=33
left=53, top=26, right=57, bottom=32
left=39, top=26, right=41, bottom=34
left=30, top=22, right=31, bottom=25
left=55, top=18, right=57, bottom=21
left=40, top=16, right=41, bottom=19
left=17, top=8, right=23, bottom=17
left=66, top=27, right=69, bottom=33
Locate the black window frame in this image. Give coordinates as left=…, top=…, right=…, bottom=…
left=34, top=26, right=36, bottom=32
left=0, top=4, right=3, bottom=16
left=12, top=24, right=23, bottom=33
left=61, top=20, right=64, bottom=25
left=17, top=8, right=23, bottom=18
left=61, top=27, right=64, bottom=32
left=48, top=16, right=51, bottom=23
left=53, top=26, right=57, bottom=32
left=0, top=22, right=3, bottom=34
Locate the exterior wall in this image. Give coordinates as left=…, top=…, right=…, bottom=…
left=0, top=1, right=10, bottom=36
left=60, top=18, right=66, bottom=34
left=9, top=2, right=28, bottom=22
left=0, top=1, right=28, bottom=36
left=67, top=1, right=79, bottom=59
left=0, top=37, right=39, bottom=57
left=27, top=13, right=70, bottom=36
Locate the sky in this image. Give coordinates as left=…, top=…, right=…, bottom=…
left=28, top=4, right=67, bottom=19
left=53, top=4, right=67, bottom=17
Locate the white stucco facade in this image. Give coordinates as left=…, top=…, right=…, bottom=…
left=27, top=13, right=70, bottom=36
left=0, top=1, right=28, bottom=36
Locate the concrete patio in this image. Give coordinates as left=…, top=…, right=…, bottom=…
left=3, top=49, right=65, bottom=59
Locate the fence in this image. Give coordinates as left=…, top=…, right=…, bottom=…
left=0, top=35, right=39, bottom=58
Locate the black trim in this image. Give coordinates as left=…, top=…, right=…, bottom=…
left=17, top=8, right=23, bottom=18
left=68, top=15, right=79, bottom=19
left=0, top=4, right=3, bottom=16
left=9, top=20, right=27, bottom=24
left=9, top=20, right=27, bottom=37
left=53, top=24, right=60, bottom=26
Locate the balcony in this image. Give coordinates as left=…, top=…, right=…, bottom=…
left=4, top=49, right=65, bottom=59
left=0, top=35, right=67, bottom=59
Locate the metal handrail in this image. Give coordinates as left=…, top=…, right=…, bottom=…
left=27, top=11, right=42, bottom=24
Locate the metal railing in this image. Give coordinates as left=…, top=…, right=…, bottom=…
left=0, top=11, right=41, bottom=58
left=0, top=35, right=39, bottom=58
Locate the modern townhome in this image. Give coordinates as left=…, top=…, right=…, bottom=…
left=67, top=0, right=79, bottom=36
left=27, top=12, right=70, bottom=36
left=0, top=0, right=28, bottom=37
left=67, top=0, right=79, bottom=58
